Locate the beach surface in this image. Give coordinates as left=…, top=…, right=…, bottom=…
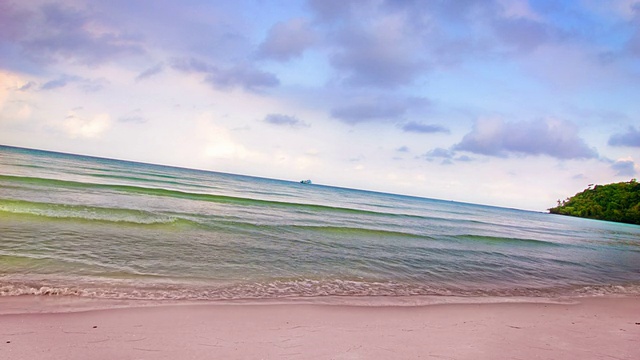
left=1, top=296, right=638, bottom=360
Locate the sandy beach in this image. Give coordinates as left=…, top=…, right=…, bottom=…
left=1, top=296, right=638, bottom=360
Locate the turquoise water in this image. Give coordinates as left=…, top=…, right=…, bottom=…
left=1, top=145, right=639, bottom=301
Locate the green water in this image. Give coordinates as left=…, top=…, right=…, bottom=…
left=1, top=145, right=639, bottom=301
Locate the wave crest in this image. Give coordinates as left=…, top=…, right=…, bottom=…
left=0, top=199, right=181, bottom=225
left=2, top=279, right=640, bottom=301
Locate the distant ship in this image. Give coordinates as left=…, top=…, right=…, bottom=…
left=300, top=179, right=312, bottom=184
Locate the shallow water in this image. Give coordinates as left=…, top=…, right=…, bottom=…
left=1, top=145, right=639, bottom=301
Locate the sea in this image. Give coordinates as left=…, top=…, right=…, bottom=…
left=1, top=145, right=639, bottom=304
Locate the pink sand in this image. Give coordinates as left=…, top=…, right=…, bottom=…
left=1, top=296, right=639, bottom=359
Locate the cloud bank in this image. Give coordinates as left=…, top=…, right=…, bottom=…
left=264, top=114, right=308, bottom=128
left=258, top=19, right=315, bottom=62
left=609, top=126, right=640, bottom=147
left=454, top=118, right=598, bottom=159
left=611, top=158, right=637, bottom=177
left=402, top=122, right=449, bottom=134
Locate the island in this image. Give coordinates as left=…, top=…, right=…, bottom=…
left=549, top=179, right=640, bottom=225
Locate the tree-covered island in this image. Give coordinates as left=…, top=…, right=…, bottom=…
left=549, top=179, right=640, bottom=225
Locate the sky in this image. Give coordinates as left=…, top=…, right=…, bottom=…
left=1, top=0, right=639, bottom=211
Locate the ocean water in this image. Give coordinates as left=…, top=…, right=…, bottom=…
left=1, top=145, right=639, bottom=303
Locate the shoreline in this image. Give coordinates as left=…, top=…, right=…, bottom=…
left=0, top=294, right=588, bottom=315
left=1, top=295, right=638, bottom=359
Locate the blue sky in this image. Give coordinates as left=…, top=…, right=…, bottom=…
left=1, top=0, right=639, bottom=210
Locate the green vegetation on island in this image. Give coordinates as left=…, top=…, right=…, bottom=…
left=549, top=179, right=640, bottom=225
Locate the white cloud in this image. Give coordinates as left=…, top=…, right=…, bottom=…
left=194, top=114, right=252, bottom=160
left=0, top=71, right=25, bottom=110
left=62, top=112, right=111, bottom=138
left=0, top=71, right=37, bottom=125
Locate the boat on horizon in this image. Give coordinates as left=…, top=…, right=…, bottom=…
left=300, top=179, right=312, bottom=184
